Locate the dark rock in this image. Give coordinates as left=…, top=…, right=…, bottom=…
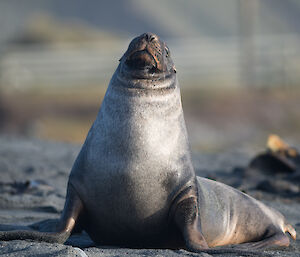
left=256, top=180, right=299, bottom=196
left=249, top=153, right=296, bottom=174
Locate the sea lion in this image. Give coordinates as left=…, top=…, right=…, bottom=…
left=0, top=33, right=296, bottom=255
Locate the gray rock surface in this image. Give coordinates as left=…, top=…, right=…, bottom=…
left=0, top=136, right=299, bottom=256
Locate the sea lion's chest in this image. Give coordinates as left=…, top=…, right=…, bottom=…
left=69, top=86, right=194, bottom=230
left=84, top=106, right=189, bottom=208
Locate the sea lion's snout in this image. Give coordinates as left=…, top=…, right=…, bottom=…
left=121, top=33, right=175, bottom=77
left=125, top=33, right=162, bottom=71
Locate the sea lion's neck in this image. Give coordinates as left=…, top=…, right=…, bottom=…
left=101, top=69, right=181, bottom=117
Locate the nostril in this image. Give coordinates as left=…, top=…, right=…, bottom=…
left=144, top=33, right=156, bottom=42
left=149, top=35, right=155, bottom=42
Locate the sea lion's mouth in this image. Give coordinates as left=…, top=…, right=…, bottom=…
left=125, top=50, right=158, bottom=71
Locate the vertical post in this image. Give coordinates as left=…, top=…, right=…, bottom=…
left=0, top=47, right=5, bottom=130
left=238, top=0, right=259, bottom=88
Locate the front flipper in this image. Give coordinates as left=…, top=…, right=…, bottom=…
left=0, top=184, right=83, bottom=244
left=172, top=185, right=271, bottom=256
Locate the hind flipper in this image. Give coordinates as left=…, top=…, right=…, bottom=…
left=230, top=232, right=290, bottom=250
left=172, top=186, right=271, bottom=256
left=0, top=183, right=83, bottom=244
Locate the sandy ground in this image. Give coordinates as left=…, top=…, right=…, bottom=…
left=0, top=135, right=299, bottom=256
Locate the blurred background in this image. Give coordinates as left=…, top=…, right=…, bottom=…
left=0, top=0, right=300, bottom=152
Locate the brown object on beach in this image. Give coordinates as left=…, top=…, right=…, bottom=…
left=249, top=134, right=300, bottom=174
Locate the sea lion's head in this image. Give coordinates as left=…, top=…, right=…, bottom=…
left=119, top=33, right=176, bottom=81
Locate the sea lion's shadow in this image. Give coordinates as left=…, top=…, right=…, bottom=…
left=32, top=219, right=95, bottom=248
left=0, top=219, right=95, bottom=248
